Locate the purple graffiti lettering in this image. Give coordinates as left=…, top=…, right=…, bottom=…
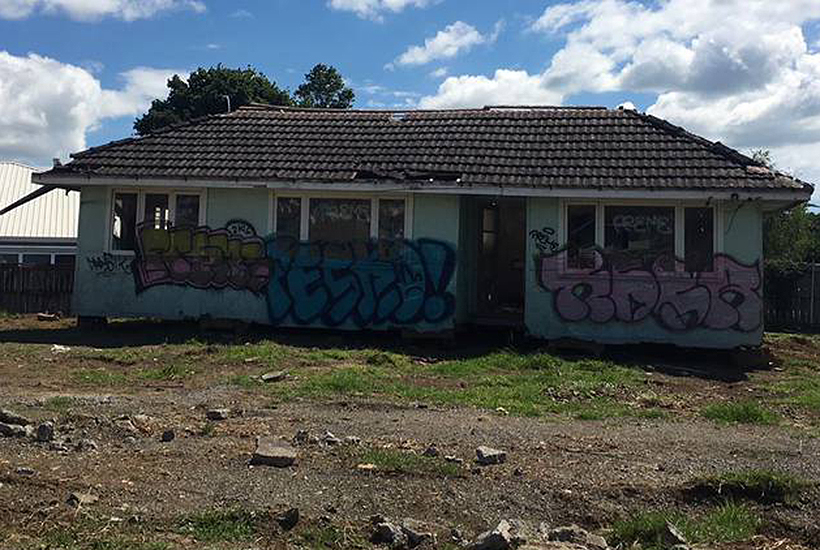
left=538, top=249, right=762, bottom=333
left=133, top=221, right=271, bottom=294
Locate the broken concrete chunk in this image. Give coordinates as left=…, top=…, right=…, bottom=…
left=371, top=521, right=408, bottom=547
left=476, top=446, right=507, bottom=465
left=261, top=371, right=288, bottom=383
left=67, top=492, right=99, bottom=508
left=36, top=422, right=54, bottom=442
left=0, top=409, right=30, bottom=426
left=467, top=520, right=513, bottom=550
left=401, top=519, right=434, bottom=547
left=322, top=431, right=341, bottom=446
left=547, top=525, right=608, bottom=550
left=206, top=409, right=230, bottom=421
left=0, top=422, right=27, bottom=438
left=250, top=437, right=297, bottom=467
left=344, top=435, right=362, bottom=446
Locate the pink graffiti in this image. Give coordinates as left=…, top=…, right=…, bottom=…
left=134, top=223, right=271, bottom=294
left=538, top=250, right=762, bottom=332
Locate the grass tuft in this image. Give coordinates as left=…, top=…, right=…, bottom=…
left=358, top=448, right=462, bottom=477
left=690, top=469, right=806, bottom=504
left=179, top=508, right=258, bottom=543
left=701, top=400, right=779, bottom=425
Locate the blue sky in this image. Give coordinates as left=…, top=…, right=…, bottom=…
left=1, top=0, right=820, bottom=194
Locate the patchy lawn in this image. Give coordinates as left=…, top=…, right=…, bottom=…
left=0, top=316, right=819, bottom=549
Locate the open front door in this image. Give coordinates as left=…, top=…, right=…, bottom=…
left=473, top=197, right=526, bottom=325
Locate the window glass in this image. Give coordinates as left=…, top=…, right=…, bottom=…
left=22, top=254, right=51, bottom=266
left=309, top=198, right=371, bottom=258
left=276, top=197, right=302, bottom=239
left=112, top=192, right=138, bottom=251
left=144, top=193, right=169, bottom=230
left=685, top=207, right=714, bottom=272
left=55, top=255, right=76, bottom=269
left=0, top=254, right=18, bottom=264
left=378, top=199, right=405, bottom=240
left=604, top=205, right=675, bottom=270
left=566, top=205, right=597, bottom=269
left=174, top=195, right=200, bottom=227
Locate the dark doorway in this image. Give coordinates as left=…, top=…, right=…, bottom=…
left=474, top=197, right=526, bottom=324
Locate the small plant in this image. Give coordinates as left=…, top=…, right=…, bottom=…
left=179, top=509, right=258, bottom=543
left=690, top=469, right=806, bottom=504
left=138, top=363, right=190, bottom=381
left=359, top=448, right=462, bottom=477
left=72, top=369, right=128, bottom=386
left=43, top=395, right=76, bottom=412
left=701, top=400, right=779, bottom=425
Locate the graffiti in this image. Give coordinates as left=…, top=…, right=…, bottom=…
left=133, top=221, right=271, bottom=294
left=529, top=227, right=559, bottom=254
left=265, top=236, right=456, bottom=328
left=537, top=249, right=762, bottom=332
left=611, top=214, right=673, bottom=235
left=87, top=253, right=133, bottom=276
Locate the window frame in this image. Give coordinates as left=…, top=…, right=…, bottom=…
left=558, top=199, right=722, bottom=273
left=270, top=192, right=414, bottom=241
left=107, top=188, right=207, bottom=255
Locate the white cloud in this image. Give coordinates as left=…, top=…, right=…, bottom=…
left=391, top=20, right=501, bottom=67
left=327, top=0, right=435, bottom=21
left=524, top=0, right=820, bottom=193
left=0, top=0, right=205, bottom=21
left=429, top=67, right=448, bottom=78
left=0, top=51, right=180, bottom=164
left=419, top=69, right=562, bottom=109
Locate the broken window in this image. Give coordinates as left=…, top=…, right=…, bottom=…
left=378, top=199, right=405, bottom=240
left=566, top=204, right=597, bottom=269
left=309, top=198, right=371, bottom=259
left=604, top=205, right=675, bottom=270
left=174, top=195, right=201, bottom=228
left=144, top=194, right=169, bottom=230
left=112, top=192, right=138, bottom=251
left=684, top=207, right=714, bottom=272
left=276, top=197, right=302, bottom=239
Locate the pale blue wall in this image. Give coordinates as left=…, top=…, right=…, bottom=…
left=524, top=198, right=764, bottom=348
left=74, top=187, right=460, bottom=332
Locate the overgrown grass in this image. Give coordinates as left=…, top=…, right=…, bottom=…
left=72, top=368, right=128, bottom=386
left=611, top=502, right=761, bottom=549
left=690, top=469, right=807, bottom=504
left=43, top=395, right=76, bottom=412
left=701, top=400, right=779, bottom=425
left=179, top=509, right=258, bottom=543
left=268, top=350, right=655, bottom=420
left=358, top=448, right=462, bottom=477
left=136, top=363, right=192, bottom=381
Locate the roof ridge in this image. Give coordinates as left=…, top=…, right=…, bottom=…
left=241, top=103, right=609, bottom=114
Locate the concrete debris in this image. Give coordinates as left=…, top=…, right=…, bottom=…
left=0, top=409, right=30, bottom=426
left=371, top=521, right=408, bottom=547
left=250, top=437, right=297, bottom=468
left=36, top=422, right=54, bottom=442
left=261, top=371, right=288, bottom=383
left=206, top=409, right=230, bottom=421
left=467, top=519, right=514, bottom=550
left=322, top=431, right=342, bottom=446
left=344, top=436, right=362, bottom=446
left=67, top=492, right=99, bottom=508
left=0, top=422, right=27, bottom=438
left=476, top=446, right=507, bottom=466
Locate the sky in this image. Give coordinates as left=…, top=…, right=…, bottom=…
left=1, top=0, right=820, bottom=198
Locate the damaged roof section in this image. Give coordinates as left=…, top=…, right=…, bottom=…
left=37, top=104, right=812, bottom=194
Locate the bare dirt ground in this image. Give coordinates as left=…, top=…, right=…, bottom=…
left=0, top=316, right=818, bottom=549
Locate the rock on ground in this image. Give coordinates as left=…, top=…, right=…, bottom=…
left=0, top=409, right=30, bottom=426
left=206, top=409, right=230, bottom=421
left=547, top=525, right=608, bottom=550
left=250, top=437, right=297, bottom=468
left=261, top=371, right=288, bottom=383
left=0, top=422, right=27, bottom=438
left=476, top=446, right=507, bottom=465
left=467, top=519, right=514, bottom=550
left=36, top=422, right=54, bottom=442
left=371, top=521, right=408, bottom=547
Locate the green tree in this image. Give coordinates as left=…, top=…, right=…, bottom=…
left=134, top=65, right=292, bottom=135
left=295, top=64, right=355, bottom=109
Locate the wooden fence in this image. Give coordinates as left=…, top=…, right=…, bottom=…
left=0, top=264, right=74, bottom=314
left=764, top=263, right=820, bottom=331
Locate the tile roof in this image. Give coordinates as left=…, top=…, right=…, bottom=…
left=0, top=162, right=79, bottom=241
left=38, top=104, right=812, bottom=194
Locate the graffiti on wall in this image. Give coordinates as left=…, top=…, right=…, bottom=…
left=537, top=249, right=762, bottom=332
left=529, top=226, right=560, bottom=254
left=265, top=236, right=456, bottom=328
left=133, top=221, right=271, bottom=294
left=87, top=253, right=133, bottom=276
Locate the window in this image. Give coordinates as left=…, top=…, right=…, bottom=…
left=0, top=254, right=18, bottom=264
left=22, top=254, right=51, bottom=266
left=685, top=207, right=714, bottom=272
left=276, top=197, right=301, bottom=239
left=174, top=195, right=201, bottom=228
left=566, top=204, right=596, bottom=269
left=378, top=199, right=406, bottom=240
left=110, top=190, right=204, bottom=252
left=562, top=202, right=717, bottom=273
left=112, top=192, right=138, bottom=251
left=604, top=205, right=675, bottom=270
left=55, top=255, right=76, bottom=269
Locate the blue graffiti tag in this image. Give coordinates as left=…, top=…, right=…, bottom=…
left=265, top=236, right=456, bottom=328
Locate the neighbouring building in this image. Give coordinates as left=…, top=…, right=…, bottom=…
left=0, top=161, right=79, bottom=268
left=30, top=105, right=813, bottom=348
